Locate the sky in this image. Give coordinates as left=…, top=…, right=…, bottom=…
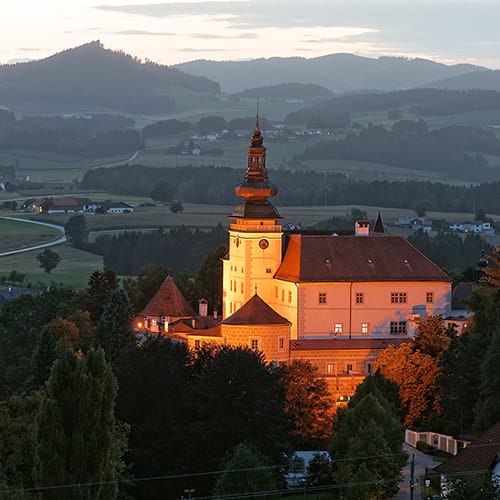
left=2, top=0, right=500, bottom=68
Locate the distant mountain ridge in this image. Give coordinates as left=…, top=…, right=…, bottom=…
left=426, top=69, right=500, bottom=91
left=175, top=53, right=485, bottom=93
left=0, top=41, right=220, bottom=114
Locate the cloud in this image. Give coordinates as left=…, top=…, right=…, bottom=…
left=177, top=47, right=231, bottom=52
left=116, top=29, right=175, bottom=36
left=192, top=32, right=257, bottom=39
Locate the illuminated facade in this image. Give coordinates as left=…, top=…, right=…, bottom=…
left=139, top=119, right=453, bottom=402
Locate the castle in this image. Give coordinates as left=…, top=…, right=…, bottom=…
left=137, top=118, right=452, bottom=403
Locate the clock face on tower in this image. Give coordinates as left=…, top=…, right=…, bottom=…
left=259, top=239, right=269, bottom=250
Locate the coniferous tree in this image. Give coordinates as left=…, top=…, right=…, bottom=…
left=95, top=288, right=134, bottom=368
left=31, top=327, right=57, bottom=388
left=85, top=270, right=120, bottom=322
left=33, top=344, right=127, bottom=500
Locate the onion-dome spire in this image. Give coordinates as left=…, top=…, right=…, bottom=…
left=231, top=115, right=281, bottom=219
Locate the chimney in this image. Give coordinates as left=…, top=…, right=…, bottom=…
left=355, top=220, right=370, bottom=236
left=213, top=309, right=218, bottom=320
left=198, top=299, right=208, bottom=317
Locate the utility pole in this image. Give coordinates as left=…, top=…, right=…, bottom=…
left=410, top=453, right=415, bottom=500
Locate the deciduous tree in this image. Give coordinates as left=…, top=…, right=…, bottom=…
left=64, top=214, right=88, bottom=247
left=36, top=248, right=61, bottom=274
left=374, top=343, right=441, bottom=426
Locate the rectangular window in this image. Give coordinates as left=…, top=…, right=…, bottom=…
left=279, top=337, right=285, bottom=349
left=346, top=363, right=353, bottom=373
left=281, top=290, right=285, bottom=302
left=391, top=292, right=407, bottom=304
left=288, top=290, right=292, bottom=303
left=366, top=362, right=372, bottom=374
left=194, top=339, right=200, bottom=349
left=426, top=292, right=434, bottom=303
left=327, top=363, right=335, bottom=375
left=241, top=282, right=244, bottom=294
left=390, top=321, right=407, bottom=335
left=355, top=292, right=364, bottom=304
left=361, top=322, right=369, bottom=334
left=334, top=323, right=343, bottom=334
left=266, top=267, right=272, bottom=274
left=319, top=293, right=327, bottom=304
left=250, top=338, right=259, bottom=350
left=275, top=286, right=278, bottom=298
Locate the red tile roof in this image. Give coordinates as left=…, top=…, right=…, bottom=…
left=275, top=234, right=451, bottom=283
left=435, top=421, right=500, bottom=473
left=291, top=337, right=412, bottom=351
left=222, top=294, right=291, bottom=326
left=139, top=276, right=196, bottom=318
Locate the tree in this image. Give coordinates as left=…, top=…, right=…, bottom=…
left=85, top=270, right=120, bottom=322
left=195, top=244, right=227, bottom=314
left=330, top=395, right=405, bottom=500
left=95, top=288, right=134, bottom=368
left=279, top=360, right=333, bottom=447
left=150, top=180, right=175, bottom=204
left=473, top=325, right=500, bottom=431
left=413, top=315, right=454, bottom=359
left=213, top=443, right=280, bottom=497
left=186, top=345, right=290, bottom=495
left=482, top=245, right=500, bottom=287
left=33, top=344, right=127, bottom=500
left=0, top=392, right=42, bottom=495
left=123, top=263, right=169, bottom=313
left=374, top=343, right=441, bottom=426
left=115, top=335, right=192, bottom=500
left=64, top=214, right=88, bottom=247
left=444, top=474, right=500, bottom=500
left=169, top=200, right=183, bottom=213
left=36, top=248, right=61, bottom=274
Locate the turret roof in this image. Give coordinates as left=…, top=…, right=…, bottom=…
left=222, top=294, right=291, bottom=325
left=139, top=276, right=196, bottom=317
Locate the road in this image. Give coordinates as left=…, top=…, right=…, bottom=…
left=393, top=444, right=439, bottom=499
left=0, top=216, right=66, bottom=257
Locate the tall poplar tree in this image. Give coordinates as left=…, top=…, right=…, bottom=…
left=34, top=344, right=127, bottom=500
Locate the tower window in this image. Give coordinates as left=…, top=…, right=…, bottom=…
left=250, top=338, right=259, bottom=350
left=279, top=337, right=285, bottom=349
left=426, top=292, right=434, bottom=303
left=334, top=323, right=343, bottom=334
left=241, top=282, right=244, bottom=294
left=282, top=290, right=285, bottom=302
left=319, top=293, right=327, bottom=304
left=288, top=290, right=292, bottom=303
left=361, top=323, right=369, bottom=334
left=266, top=268, right=272, bottom=274
left=355, top=292, right=364, bottom=304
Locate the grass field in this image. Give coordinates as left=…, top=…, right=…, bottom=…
left=0, top=218, right=62, bottom=252
left=0, top=242, right=103, bottom=289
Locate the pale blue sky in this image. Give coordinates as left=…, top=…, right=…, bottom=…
left=2, top=0, right=499, bottom=68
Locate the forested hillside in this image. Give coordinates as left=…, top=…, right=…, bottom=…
left=285, top=88, right=500, bottom=125
left=0, top=41, right=220, bottom=113
left=297, top=120, right=500, bottom=182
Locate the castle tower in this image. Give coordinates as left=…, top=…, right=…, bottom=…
left=222, top=116, right=283, bottom=319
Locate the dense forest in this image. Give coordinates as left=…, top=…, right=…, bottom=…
left=233, top=83, right=333, bottom=98
left=79, top=163, right=500, bottom=214
left=285, top=88, right=500, bottom=125
left=297, top=120, right=500, bottom=181
left=0, top=41, right=219, bottom=113
left=0, top=109, right=143, bottom=157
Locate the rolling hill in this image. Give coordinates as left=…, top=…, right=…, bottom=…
left=175, top=53, right=484, bottom=93
left=426, top=69, right=500, bottom=91
left=0, top=41, right=220, bottom=114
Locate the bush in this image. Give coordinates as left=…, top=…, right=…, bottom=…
left=416, top=440, right=435, bottom=454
